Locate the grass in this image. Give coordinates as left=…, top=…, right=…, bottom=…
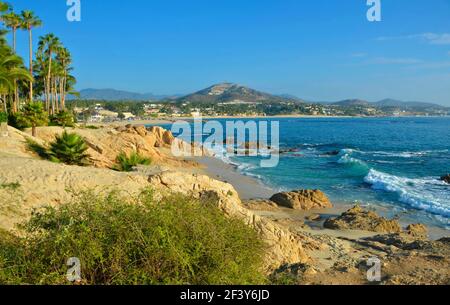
left=0, top=182, right=21, bottom=191
left=0, top=189, right=267, bottom=285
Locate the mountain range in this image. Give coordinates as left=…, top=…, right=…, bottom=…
left=75, top=88, right=181, bottom=101
left=74, top=84, right=447, bottom=110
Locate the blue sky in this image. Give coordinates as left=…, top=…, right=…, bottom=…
left=9, top=0, right=450, bottom=105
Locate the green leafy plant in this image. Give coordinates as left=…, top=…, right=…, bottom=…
left=113, top=151, right=151, bottom=172
left=16, top=102, right=48, bottom=137
left=49, top=111, right=75, bottom=127
left=25, top=138, right=50, bottom=159
left=48, top=131, right=90, bottom=166
left=0, top=189, right=266, bottom=285
left=0, top=112, right=7, bottom=123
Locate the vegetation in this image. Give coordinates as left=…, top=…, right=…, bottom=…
left=25, top=138, right=50, bottom=159
left=50, top=110, right=75, bottom=127
left=0, top=181, right=20, bottom=191
left=0, top=190, right=267, bottom=285
left=0, top=1, right=77, bottom=131
left=16, top=102, right=48, bottom=136
left=0, top=111, right=6, bottom=122
left=113, top=151, right=151, bottom=172
left=48, top=131, right=90, bottom=166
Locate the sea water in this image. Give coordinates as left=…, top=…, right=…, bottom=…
left=158, top=117, right=450, bottom=229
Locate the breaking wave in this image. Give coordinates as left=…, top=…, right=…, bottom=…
left=364, top=169, right=450, bottom=218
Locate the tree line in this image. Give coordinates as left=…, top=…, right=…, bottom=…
left=0, top=1, right=77, bottom=136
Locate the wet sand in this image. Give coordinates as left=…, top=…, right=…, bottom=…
left=195, top=156, right=276, bottom=200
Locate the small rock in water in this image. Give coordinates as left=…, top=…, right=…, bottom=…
left=440, top=174, right=450, bottom=184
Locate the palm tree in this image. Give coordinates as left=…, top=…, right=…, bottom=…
left=38, top=34, right=60, bottom=113
left=0, top=2, right=10, bottom=14
left=0, top=32, right=32, bottom=113
left=55, top=47, right=71, bottom=110
left=21, top=10, right=42, bottom=103
left=2, top=12, right=21, bottom=112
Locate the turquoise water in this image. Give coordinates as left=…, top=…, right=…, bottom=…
left=161, top=117, right=450, bottom=229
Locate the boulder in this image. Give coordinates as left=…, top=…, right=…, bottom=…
left=406, top=224, right=428, bottom=238
left=133, top=125, right=148, bottom=137
left=324, top=205, right=401, bottom=233
left=270, top=190, right=332, bottom=210
left=440, top=174, right=450, bottom=184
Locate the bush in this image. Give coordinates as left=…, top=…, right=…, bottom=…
left=0, top=190, right=266, bottom=285
left=48, top=131, right=90, bottom=166
left=16, top=102, right=48, bottom=137
left=49, top=111, right=75, bottom=128
left=113, top=151, right=151, bottom=172
left=0, top=112, right=7, bottom=123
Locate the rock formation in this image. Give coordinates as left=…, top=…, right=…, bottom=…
left=270, top=190, right=333, bottom=210
left=324, top=205, right=401, bottom=233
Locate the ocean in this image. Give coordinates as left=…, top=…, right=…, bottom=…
left=159, top=117, right=450, bottom=230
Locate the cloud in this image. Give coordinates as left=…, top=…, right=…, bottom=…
left=377, top=33, right=450, bottom=45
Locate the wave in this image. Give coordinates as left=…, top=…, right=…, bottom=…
left=363, top=149, right=449, bottom=158
left=364, top=169, right=450, bottom=218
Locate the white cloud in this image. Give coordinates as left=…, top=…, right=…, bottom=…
left=377, top=33, right=450, bottom=45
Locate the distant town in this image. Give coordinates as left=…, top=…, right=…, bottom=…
left=67, top=84, right=450, bottom=123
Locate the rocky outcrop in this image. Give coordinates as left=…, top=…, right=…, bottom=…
left=441, top=174, right=450, bottom=184
left=324, top=205, right=401, bottom=233
left=406, top=224, right=428, bottom=238
left=148, top=171, right=310, bottom=270
left=270, top=190, right=332, bottom=210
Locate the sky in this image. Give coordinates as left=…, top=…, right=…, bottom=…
left=9, top=0, right=450, bottom=105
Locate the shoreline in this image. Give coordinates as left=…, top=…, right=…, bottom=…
left=94, top=114, right=450, bottom=128
left=194, top=155, right=450, bottom=240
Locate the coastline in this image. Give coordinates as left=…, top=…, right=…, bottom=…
left=194, top=154, right=450, bottom=240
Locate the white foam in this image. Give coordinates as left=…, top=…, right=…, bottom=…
left=364, top=169, right=450, bottom=218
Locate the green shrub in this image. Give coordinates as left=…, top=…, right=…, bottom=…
left=0, top=190, right=266, bottom=285
left=48, top=131, right=90, bottom=166
left=113, top=151, right=151, bottom=172
left=26, top=138, right=51, bottom=159
left=49, top=111, right=75, bottom=128
left=16, top=102, right=48, bottom=137
left=0, top=112, right=7, bottom=123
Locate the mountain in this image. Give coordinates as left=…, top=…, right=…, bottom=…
left=176, top=83, right=303, bottom=104
left=374, top=99, right=447, bottom=109
left=75, top=88, right=179, bottom=101
left=331, top=99, right=371, bottom=107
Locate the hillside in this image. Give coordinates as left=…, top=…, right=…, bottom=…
left=331, top=99, right=371, bottom=107
left=374, top=99, right=447, bottom=110
left=176, top=83, right=303, bottom=104
left=74, top=88, right=179, bottom=101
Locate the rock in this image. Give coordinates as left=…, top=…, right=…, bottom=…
left=440, top=174, right=450, bottom=184
left=306, top=214, right=322, bottom=221
left=322, top=150, right=340, bottom=156
left=133, top=125, right=148, bottom=137
left=324, top=205, right=401, bottom=233
left=270, top=190, right=333, bottom=211
left=406, top=224, right=428, bottom=238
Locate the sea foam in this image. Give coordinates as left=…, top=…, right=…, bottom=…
left=364, top=169, right=450, bottom=218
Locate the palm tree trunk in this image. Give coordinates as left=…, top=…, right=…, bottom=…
left=12, top=28, right=18, bottom=113
left=28, top=28, right=34, bottom=103
left=46, top=50, right=52, bottom=112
